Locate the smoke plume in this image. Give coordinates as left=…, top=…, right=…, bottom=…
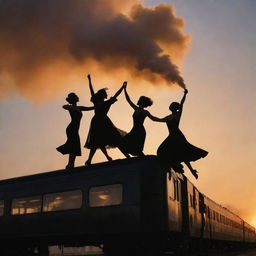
left=0, top=0, right=190, bottom=101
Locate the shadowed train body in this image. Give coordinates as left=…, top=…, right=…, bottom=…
left=0, top=156, right=255, bottom=255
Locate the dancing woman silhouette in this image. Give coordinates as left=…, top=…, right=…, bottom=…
left=148, top=89, right=208, bottom=179
left=120, top=83, right=153, bottom=156
left=84, top=75, right=128, bottom=164
left=57, top=93, right=94, bottom=169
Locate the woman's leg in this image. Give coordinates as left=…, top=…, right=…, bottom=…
left=100, top=147, right=112, bottom=161
left=138, top=152, right=145, bottom=157
left=117, top=146, right=131, bottom=158
left=184, top=161, right=198, bottom=179
left=85, top=148, right=97, bottom=165
left=66, top=154, right=76, bottom=169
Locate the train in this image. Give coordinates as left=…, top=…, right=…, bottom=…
left=0, top=155, right=255, bottom=255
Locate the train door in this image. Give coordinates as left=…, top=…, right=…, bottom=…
left=166, top=172, right=182, bottom=232
left=199, top=193, right=212, bottom=240
left=180, top=176, right=189, bottom=238
left=199, top=193, right=206, bottom=239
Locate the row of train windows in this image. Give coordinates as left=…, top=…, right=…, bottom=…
left=205, top=206, right=242, bottom=229
left=0, top=184, right=122, bottom=216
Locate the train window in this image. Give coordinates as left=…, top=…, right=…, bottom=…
left=11, top=196, right=41, bottom=215
left=192, top=188, right=196, bottom=209
left=190, top=194, right=193, bottom=207
left=207, top=207, right=210, bottom=218
left=173, top=179, right=177, bottom=200
left=0, top=200, right=4, bottom=216
left=169, top=178, right=175, bottom=200
left=43, top=190, right=82, bottom=212
left=89, top=184, right=122, bottom=207
left=176, top=180, right=180, bottom=202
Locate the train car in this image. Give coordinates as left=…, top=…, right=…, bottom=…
left=0, top=156, right=170, bottom=255
left=0, top=156, right=255, bottom=255
left=203, top=195, right=243, bottom=243
left=243, top=221, right=256, bottom=244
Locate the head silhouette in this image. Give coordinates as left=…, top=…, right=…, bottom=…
left=66, top=93, right=79, bottom=104
left=91, top=88, right=108, bottom=103
left=137, top=96, right=153, bottom=108
left=169, top=102, right=180, bottom=112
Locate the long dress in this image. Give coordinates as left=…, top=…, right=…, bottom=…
left=121, top=110, right=147, bottom=156
left=157, top=117, right=208, bottom=166
left=57, top=107, right=82, bottom=156
left=85, top=97, right=126, bottom=149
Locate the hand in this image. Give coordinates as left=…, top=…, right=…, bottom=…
left=184, top=88, right=188, bottom=94
left=87, top=74, right=91, bottom=80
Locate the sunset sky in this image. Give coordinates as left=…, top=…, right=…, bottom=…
left=0, top=0, right=256, bottom=226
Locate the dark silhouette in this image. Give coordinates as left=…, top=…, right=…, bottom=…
left=84, top=75, right=128, bottom=164
left=120, top=83, right=153, bottom=156
left=148, top=89, right=208, bottom=179
left=57, top=93, right=94, bottom=169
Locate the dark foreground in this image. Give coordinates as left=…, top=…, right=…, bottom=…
left=49, top=246, right=256, bottom=256
left=210, top=248, right=256, bottom=256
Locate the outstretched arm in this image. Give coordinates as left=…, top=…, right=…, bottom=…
left=146, top=111, right=169, bottom=122
left=79, top=106, right=94, bottom=111
left=124, top=85, right=138, bottom=110
left=113, top=81, right=126, bottom=99
left=63, top=105, right=94, bottom=111
left=87, top=74, right=95, bottom=97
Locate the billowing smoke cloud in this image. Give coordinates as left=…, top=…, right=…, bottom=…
left=0, top=0, right=190, bottom=101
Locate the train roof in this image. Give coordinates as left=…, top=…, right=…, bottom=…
left=0, top=155, right=161, bottom=186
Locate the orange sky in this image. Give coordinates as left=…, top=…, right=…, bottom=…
left=0, top=0, right=256, bottom=226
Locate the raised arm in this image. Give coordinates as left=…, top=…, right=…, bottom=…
left=124, top=85, right=138, bottom=110
left=177, top=88, right=187, bottom=116
left=180, top=89, right=188, bottom=107
left=113, top=81, right=126, bottom=99
left=87, top=74, right=95, bottom=97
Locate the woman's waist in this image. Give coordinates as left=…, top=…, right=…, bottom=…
left=168, top=129, right=185, bottom=136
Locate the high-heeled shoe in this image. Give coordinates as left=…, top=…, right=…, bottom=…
left=191, top=169, right=198, bottom=179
